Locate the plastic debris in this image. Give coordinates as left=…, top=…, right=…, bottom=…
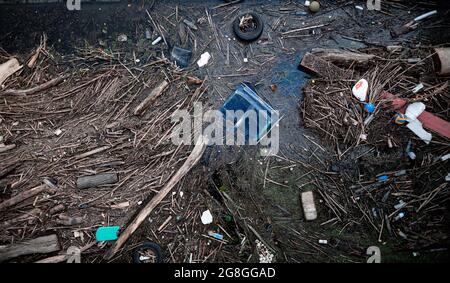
left=152, top=36, right=162, bottom=45
left=403, top=103, right=432, bottom=143
left=412, top=83, right=424, bottom=93
left=301, top=191, right=317, bottom=221
left=394, top=200, right=407, bottom=210
left=377, top=175, right=389, bottom=182
left=394, top=113, right=407, bottom=125
left=414, top=10, right=437, bottom=22
left=201, top=210, right=213, bottom=225
left=220, top=82, right=275, bottom=143
left=54, top=129, right=62, bottom=136
left=197, top=52, right=211, bottom=67
left=208, top=231, right=224, bottom=240
left=296, top=11, right=308, bottom=16
left=222, top=215, right=233, bottom=222
left=145, top=29, right=151, bottom=39
left=434, top=47, right=450, bottom=75
left=394, top=170, right=407, bottom=177
left=405, top=102, right=426, bottom=121
left=406, top=140, right=416, bottom=160
left=96, top=226, right=120, bottom=241
left=170, top=46, right=192, bottom=68
left=446, top=173, right=450, bottom=182
left=406, top=119, right=432, bottom=144
left=398, top=230, right=408, bottom=239
left=371, top=208, right=378, bottom=218
left=364, top=103, right=375, bottom=113
left=255, top=239, right=274, bottom=263
left=394, top=212, right=405, bottom=221
left=318, top=239, right=328, bottom=244
left=183, top=19, right=198, bottom=31
left=117, top=34, right=128, bottom=42
left=352, top=79, right=368, bottom=102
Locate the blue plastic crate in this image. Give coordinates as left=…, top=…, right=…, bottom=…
left=220, top=83, right=274, bottom=142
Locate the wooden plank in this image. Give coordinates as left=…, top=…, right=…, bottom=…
left=104, top=137, right=208, bottom=260
left=134, top=80, right=169, bottom=116
left=0, top=234, right=60, bottom=262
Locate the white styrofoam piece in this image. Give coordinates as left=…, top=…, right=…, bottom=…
left=201, top=210, right=213, bottom=224
left=406, top=119, right=432, bottom=144
left=405, top=102, right=425, bottom=121
left=197, top=52, right=211, bottom=67
left=352, top=79, right=368, bottom=102
left=301, top=191, right=317, bottom=221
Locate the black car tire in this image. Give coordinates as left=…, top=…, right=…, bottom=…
left=132, top=242, right=163, bottom=263
left=233, top=13, right=264, bottom=42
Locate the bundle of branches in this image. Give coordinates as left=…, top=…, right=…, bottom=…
left=0, top=42, right=207, bottom=261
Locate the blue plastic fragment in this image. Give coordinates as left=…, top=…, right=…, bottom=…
left=170, top=46, right=192, bottom=68
left=96, top=226, right=120, bottom=241
left=364, top=103, right=375, bottom=113
left=208, top=231, right=224, bottom=240
left=377, top=175, right=389, bottom=182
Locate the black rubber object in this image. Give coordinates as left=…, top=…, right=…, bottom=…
left=132, top=242, right=163, bottom=263
left=233, top=13, right=264, bottom=42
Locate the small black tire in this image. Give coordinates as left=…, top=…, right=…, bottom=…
left=233, top=13, right=264, bottom=42
left=132, top=242, right=163, bottom=263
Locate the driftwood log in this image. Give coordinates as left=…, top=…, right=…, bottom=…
left=35, top=241, right=95, bottom=263
left=134, top=80, right=169, bottom=116
left=49, top=204, right=65, bottom=215
left=0, top=58, right=22, bottom=86
left=300, top=53, right=352, bottom=80
left=0, top=234, right=60, bottom=262
left=4, top=208, right=43, bottom=226
left=1, top=76, right=64, bottom=96
left=0, top=184, right=54, bottom=211
left=76, top=173, right=118, bottom=189
left=104, top=137, right=208, bottom=260
left=0, top=163, right=19, bottom=179
left=55, top=214, right=83, bottom=226
left=310, top=48, right=375, bottom=64
left=0, top=144, right=16, bottom=153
